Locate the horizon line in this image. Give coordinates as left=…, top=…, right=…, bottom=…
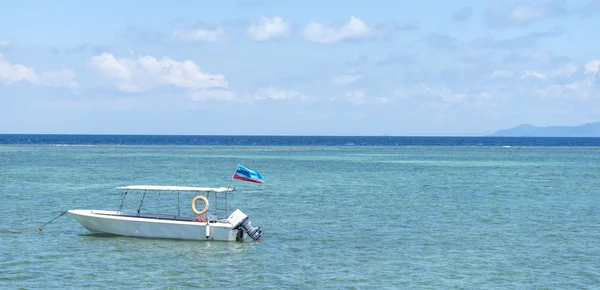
left=2, top=133, right=599, bottom=138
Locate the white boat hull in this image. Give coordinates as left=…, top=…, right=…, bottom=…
left=68, top=210, right=246, bottom=242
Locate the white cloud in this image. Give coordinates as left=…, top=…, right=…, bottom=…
left=388, top=83, right=498, bottom=106
left=364, top=59, right=600, bottom=112
left=192, top=88, right=238, bottom=101
left=521, top=70, right=547, bottom=80
left=89, top=53, right=310, bottom=103
left=511, top=4, right=552, bottom=23
left=374, top=96, right=390, bottom=104
left=502, top=63, right=578, bottom=82
left=303, top=16, right=372, bottom=43
left=558, top=62, right=578, bottom=77
left=490, top=69, right=513, bottom=79
left=333, top=73, right=362, bottom=85
left=247, top=16, right=289, bottom=41
left=0, top=41, right=9, bottom=47
left=0, top=54, right=77, bottom=89
left=40, top=69, right=79, bottom=89
left=0, top=54, right=37, bottom=84
left=420, top=84, right=470, bottom=103
left=327, top=89, right=391, bottom=105
left=89, top=53, right=131, bottom=80
left=584, top=60, right=600, bottom=76
left=484, top=1, right=566, bottom=28
left=253, top=87, right=310, bottom=101
left=192, top=86, right=311, bottom=102
left=535, top=60, right=599, bottom=99
left=345, top=90, right=366, bottom=105
left=173, top=28, right=225, bottom=42
left=536, top=79, right=598, bottom=100
left=89, top=53, right=229, bottom=93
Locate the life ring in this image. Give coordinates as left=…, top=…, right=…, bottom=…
left=191, top=195, right=209, bottom=216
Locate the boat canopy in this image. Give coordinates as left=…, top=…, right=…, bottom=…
left=116, top=185, right=235, bottom=193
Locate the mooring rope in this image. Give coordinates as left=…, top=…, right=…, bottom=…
left=7, top=210, right=69, bottom=234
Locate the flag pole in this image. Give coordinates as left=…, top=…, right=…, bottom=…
left=226, top=164, right=238, bottom=191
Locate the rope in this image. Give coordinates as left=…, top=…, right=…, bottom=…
left=7, top=210, right=68, bottom=234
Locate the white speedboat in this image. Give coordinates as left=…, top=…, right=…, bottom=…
left=69, top=185, right=263, bottom=242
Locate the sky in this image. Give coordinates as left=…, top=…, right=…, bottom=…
left=1, top=0, right=600, bottom=136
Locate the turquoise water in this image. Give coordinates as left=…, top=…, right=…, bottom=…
left=1, top=144, right=599, bottom=289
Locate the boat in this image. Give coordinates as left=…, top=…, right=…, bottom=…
left=69, top=165, right=265, bottom=242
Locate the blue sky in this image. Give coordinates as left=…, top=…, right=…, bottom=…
left=1, top=0, right=600, bottom=135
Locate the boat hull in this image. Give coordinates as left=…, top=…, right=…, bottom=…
left=68, top=210, right=245, bottom=242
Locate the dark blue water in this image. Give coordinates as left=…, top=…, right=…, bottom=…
left=2, top=134, right=600, bottom=146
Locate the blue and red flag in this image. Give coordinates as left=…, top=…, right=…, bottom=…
left=232, top=164, right=264, bottom=184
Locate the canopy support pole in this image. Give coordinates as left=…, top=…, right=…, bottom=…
left=137, top=190, right=147, bottom=216
left=118, top=191, right=127, bottom=213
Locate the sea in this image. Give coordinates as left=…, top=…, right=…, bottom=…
left=1, top=134, right=599, bottom=289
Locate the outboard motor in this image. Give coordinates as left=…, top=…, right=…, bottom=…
left=227, top=209, right=263, bottom=241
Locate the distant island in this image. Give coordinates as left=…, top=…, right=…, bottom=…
left=490, top=122, right=600, bottom=137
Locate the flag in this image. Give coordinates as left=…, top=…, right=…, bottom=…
left=232, top=164, right=264, bottom=184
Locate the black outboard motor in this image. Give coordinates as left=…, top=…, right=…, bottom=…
left=239, top=217, right=263, bottom=240
left=227, top=209, right=263, bottom=241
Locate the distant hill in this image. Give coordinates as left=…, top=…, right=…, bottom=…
left=490, top=122, right=600, bottom=137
